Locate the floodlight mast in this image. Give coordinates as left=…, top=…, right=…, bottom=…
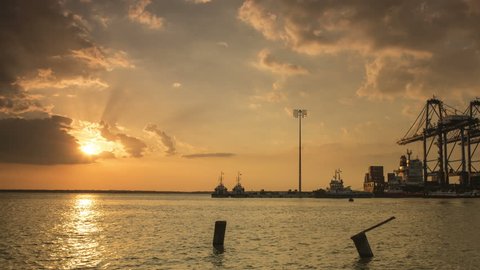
left=294, top=109, right=307, bottom=195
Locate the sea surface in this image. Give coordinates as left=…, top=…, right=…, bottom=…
left=1, top=192, right=480, bottom=269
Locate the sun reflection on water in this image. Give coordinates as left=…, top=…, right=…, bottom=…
left=73, top=196, right=97, bottom=235
left=77, top=197, right=93, bottom=208
left=51, top=194, right=105, bottom=269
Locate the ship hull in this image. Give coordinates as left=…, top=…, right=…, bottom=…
left=424, top=192, right=480, bottom=198
left=211, top=194, right=229, bottom=198
left=230, top=194, right=248, bottom=198
left=313, top=192, right=373, bottom=198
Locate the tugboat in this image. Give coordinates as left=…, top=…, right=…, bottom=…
left=326, top=169, right=353, bottom=196
left=231, top=172, right=247, bottom=198
left=313, top=169, right=374, bottom=198
left=211, top=172, right=229, bottom=198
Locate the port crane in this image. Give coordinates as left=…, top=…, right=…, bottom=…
left=397, top=98, right=480, bottom=188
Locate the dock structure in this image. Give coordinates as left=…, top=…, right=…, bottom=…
left=397, top=98, right=480, bottom=189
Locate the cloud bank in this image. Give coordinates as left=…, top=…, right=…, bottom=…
left=0, top=0, right=140, bottom=164
left=239, top=0, right=480, bottom=100
left=0, top=116, right=89, bottom=164
left=0, top=0, right=134, bottom=117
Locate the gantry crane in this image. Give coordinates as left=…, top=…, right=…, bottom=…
left=397, top=98, right=480, bottom=189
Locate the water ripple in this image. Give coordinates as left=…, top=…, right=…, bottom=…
left=1, top=194, right=480, bottom=269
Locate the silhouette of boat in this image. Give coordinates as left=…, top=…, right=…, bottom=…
left=314, top=169, right=373, bottom=198
left=326, top=169, right=352, bottom=196
left=211, top=172, right=229, bottom=198
left=231, top=172, right=247, bottom=198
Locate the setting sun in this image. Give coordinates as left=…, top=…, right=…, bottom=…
left=80, top=142, right=101, bottom=156
left=71, top=120, right=127, bottom=158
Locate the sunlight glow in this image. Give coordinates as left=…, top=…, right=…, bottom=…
left=70, top=120, right=127, bottom=158
left=80, top=142, right=101, bottom=156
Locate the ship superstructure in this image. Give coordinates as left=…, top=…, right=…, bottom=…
left=211, top=172, right=247, bottom=198
left=212, top=172, right=229, bottom=198
left=313, top=169, right=371, bottom=198
left=231, top=172, right=247, bottom=197
left=385, top=150, right=424, bottom=193
left=327, top=169, right=352, bottom=194
left=395, top=150, right=423, bottom=185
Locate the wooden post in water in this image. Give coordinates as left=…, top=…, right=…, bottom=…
left=351, top=232, right=373, bottom=258
left=213, top=220, right=227, bottom=249
left=351, top=216, right=395, bottom=258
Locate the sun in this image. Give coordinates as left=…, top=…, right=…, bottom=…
left=71, top=120, right=126, bottom=158
left=80, top=142, right=101, bottom=156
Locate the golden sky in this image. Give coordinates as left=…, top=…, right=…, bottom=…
left=1, top=0, right=479, bottom=191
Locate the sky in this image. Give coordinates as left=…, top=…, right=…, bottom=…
left=1, top=0, right=480, bottom=191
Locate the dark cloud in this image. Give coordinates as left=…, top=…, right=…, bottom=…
left=0, top=85, right=46, bottom=115
left=0, top=116, right=90, bottom=164
left=0, top=0, right=91, bottom=115
left=0, top=0, right=91, bottom=82
left=182, top=153, right=236, bottom=159
left=0, top=0, right=132, bottom=116
left=144, top=124, right=176, bottom=156
left=116, top=133, right=147, bottom=158
left=239, top=0, right=480, bottom=100
left=100, top=122, right=147, bottom=158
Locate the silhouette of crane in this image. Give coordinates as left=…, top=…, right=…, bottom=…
left=397, top=97, right=480, bottom=189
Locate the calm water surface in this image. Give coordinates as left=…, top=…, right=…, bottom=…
left=1, top=192, right=480, bottom=269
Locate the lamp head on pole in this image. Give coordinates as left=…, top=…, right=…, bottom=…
left=293, top=109, right=307, bottom=118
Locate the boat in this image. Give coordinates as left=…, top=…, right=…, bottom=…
left=313, top=169, right=373, bottom=198
left=231, top=172, right=247, bottom=198
left=211, top=172, right=229, bottom=198
left=326, top=169, right=353, bottom=197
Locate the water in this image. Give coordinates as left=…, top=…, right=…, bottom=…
left=1, top=192, right=480, bottom=269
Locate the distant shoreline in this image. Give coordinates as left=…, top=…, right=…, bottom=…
left=0, top=189, right=211, bottom=194
left=2, top=189, right=479, bottom=199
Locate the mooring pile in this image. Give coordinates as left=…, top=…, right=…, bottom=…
left=211, top=216, right=396, bottom=258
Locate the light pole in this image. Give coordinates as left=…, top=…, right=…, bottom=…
left=293, top=109, right=307, bottom=195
